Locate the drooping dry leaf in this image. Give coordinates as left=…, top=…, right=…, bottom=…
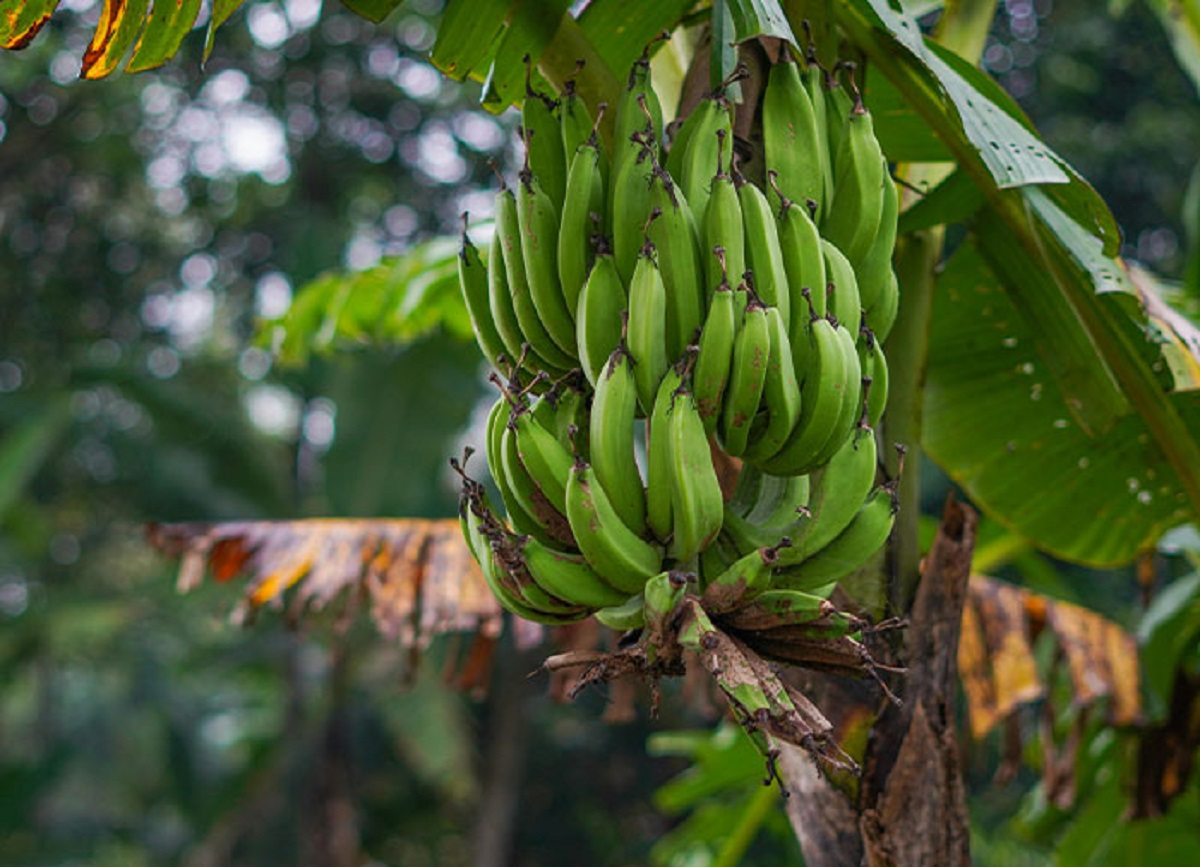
left=147, top=518, right=546, bottom=653
left=957, top=575, right=1142, bottom=741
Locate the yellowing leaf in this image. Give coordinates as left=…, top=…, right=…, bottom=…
left=148, top=518, right=521, bottom=650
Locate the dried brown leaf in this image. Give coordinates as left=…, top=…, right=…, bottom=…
left=148, top=518, right=522, bottom=654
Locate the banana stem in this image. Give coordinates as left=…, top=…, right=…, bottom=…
left=883, top=230, right=940, bottom=612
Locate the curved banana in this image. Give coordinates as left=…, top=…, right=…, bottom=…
left=863, top=267, right=899, bottom=343
left=671, top=94, right=733, bottom=224
left=856, top=164, right=898, bottom=313
left=702, top=130, right=744, bottom=296
left=595, top=593, right=646, bottom=631
left=763, top=59, right=824, bottom=218
left=647, top=167, right=704, bottom=362
left=701, top=541, right=791, bottom=615
left=627, top=242, right=670, bottom=415
left=565, top=456, right=662, bottom=594
left=821, top=95, right=885, bottom=269
left=495, top=185, right=575, bottom=371
left=738, top=177, right=790, bottom=325
left=646, top=361, right=684, bottom=542
left=667, top=373, right=724, bottom=562
left=458, top=224, right=508, bottom=371
left=499, top=409, right=576, bottom=549
left=611, top=134, right=656, bottom=285
left=559, top=77, right=595, bottom=163
left=693, top=274, right=737, bottom=435
left=522, top=67, right=566, bottom=210
left=517, top=168, right=577, bottom=357
left=770, top=172, right=827, bottom=338
left=743, top=306, right=802, bottom=464
left=862, top=333, right=889, bottom=427
left=558, top=138, right=605, bottom=315
left=511, top=402, right=574, bottom=515
left=590, top=345, right=648, bottom=535
left=720, top=294, right=770, bottom=457
left=803, top=59, right=834, bottom=213
left=775, top=426, right=877, bottom=567
left=822, top=238, right=863, bottom=336
left=774, top=485, right=896, bottom=594
left=521, top=534, right=630, bottom=608
left=575, top=242, right=626, bottom=388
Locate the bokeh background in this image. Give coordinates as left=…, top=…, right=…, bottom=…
left=1, top=1, right=1197, bottom=864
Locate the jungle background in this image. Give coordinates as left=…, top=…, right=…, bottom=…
left=1, top=0, right=1199, bottom=864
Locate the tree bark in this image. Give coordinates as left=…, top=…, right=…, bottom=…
left=781, top=497, right=977, bottom=866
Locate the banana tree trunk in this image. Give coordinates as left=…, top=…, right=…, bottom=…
left=780, top=497, right=977, bottom=865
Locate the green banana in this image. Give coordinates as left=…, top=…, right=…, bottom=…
left=511, top=402, right=574, bottom=515
left=763, top=59, right=824, bottom=218
left=615, top=49, right=664, bottom=173
left=760, top=315, right=851, bottom=476
left=458, top=222, right=508, bottom=371
left=521, top=65, right=566, bottom=210
left=823, top=65, right=854, bottom=165
left=559, top=75, right=595, bottom=163
left=643, top=570, right=689, bottom=643
left=775, top=426, right=877, bottom=567
left=770, top=172, right=827, bottom=338
left=743, top=305, right=802, bottom=464
left=646, top=361, right=684, bottom=542
left=856, top=163, right=897, bottom=313
left=627, top=241, right=670, bottom=415
left=720, top=294, right=770, bottom=457
left=722, top=588, right=856, bottom=637
left=821, top=94, right=885, bottom=269
left=741, top=470, right=810, bottom=527
left=701, top=541, right=792, bottom=615
left=672, top=94, right=733, bottom=225
left=487, top=202, right=530, bottom=367
left=863, top=267, right=899, bottom=343
left=803, top=58, right=834, bottom=213
left=646, top=167, right=705, bottom=362
left=495, top=185, right=575, bottom=371
left=595, top=593, right=646, bottom=631
left=558, top=138, right=606, bottom=315
left=774, top=485, right=897, bottom=594
left=693, top=270, right=737, bottom=435
left=520, top=533, right=630, bottom=609
left=564, top=456, right=662, bottom=594
left=822, top=238, right=863, bottom=335
left=611, top=134, right=656, bottom=285
left=590, top=345, right=648, bottom=535
left=667, top=371, right=724, bottom=562
left=702, top=130, right=744, bottom=296
left=517, top=167, right=577, bottom=357
left=575, top=241, right=626, bottom=388
left=800, top=321, right=865, bottom=471
left=738, top=177, right=789, bottom=326
left=499, top=407, right=575, bottom=548
left=862, top=333, right=888, bottom=427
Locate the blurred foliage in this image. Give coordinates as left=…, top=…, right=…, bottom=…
left=2, top=0, right=1200, bottom=865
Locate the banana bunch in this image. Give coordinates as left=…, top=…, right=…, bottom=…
left=455, top=48, right=900, bottom=629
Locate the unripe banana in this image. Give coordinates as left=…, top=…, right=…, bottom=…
left=775, top=426, right=877, bottom=567
left=720, top=293, right=770, bottom=457
left=565, top=456, right=662, bottom=594
left=516, top=167, right=577, bottom=358
left=611, top=134, right=656, bottom=284
left=667, top=370, right=724, bottom=563
left=646, top=167, right=705, bottom=362
left=511, top=402, right=574, bottom=515
left=743, top=306, right=802, bottom=464
left=558, top=139, right=606, bottom=315
left=722, top=589, right=856, bottom=637
left=738, top=177, right=790, bottom=326
left=822, top=238, right=863, bottom=335
left=522, top=64, right=566, bottom=210
left=488, top=199, right=532, bottom=367
left=701, top=540, right=791, bottom=615
left=770, top=172, right=827, bottom=341
left=627, top=242, right=670, bottom=415
left=615, top=50, right=664, bottom=170
left=521, top=534, right=630, bottom=609
left=559, top=77, right=595, bottom=163
left=856, top=163, right=898, bottom=314
left=575, top=242, right=626, bottom=388
left=693, top=271, right=737, bottom=435
left=595, top=593, right=646, bottom=631
left=702, top=130, right=744, bottom=297
left=485, top=392, right=556, bottom=545
left=821, top=95, right=885, bottom=269
left=672, top=94, right=733, bottom=225
left=803, top=59, right=835, bottom=213
left=763, top=59, right=824, bottom=218
left=590, top=346, right=648, bottom=535
left=862, top=333, right=889, bottom=427
left=760, top=315, right=850, bottom=476
left=646, top=361, right=684, bottom=543
left=499, top=408, right=576, bottom=548
left=864, top=267, right=899, bottom=343
left=823, top=67, right=854, bottom=164
left=495, top=185, right=575, bottom=371
left=458, top=222, right=508, bottom=371
left=774, top=485, right=897, bottom=594
left=795, top=321, right=866, bottom=473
